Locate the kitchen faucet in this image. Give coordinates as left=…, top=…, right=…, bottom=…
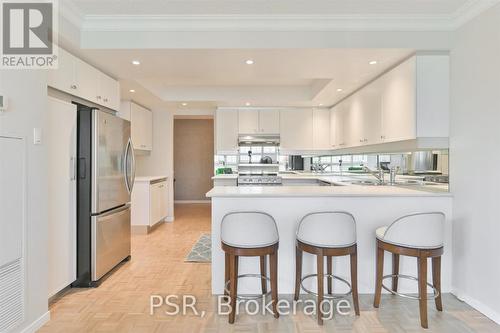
left=362, top=166, right=385, bottom=185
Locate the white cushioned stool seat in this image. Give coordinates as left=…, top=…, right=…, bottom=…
left=297, top=212, right=356, bottom=248
left=376, top=212, right=445, bottom=249
left=221, top=212, right=279, bottom=248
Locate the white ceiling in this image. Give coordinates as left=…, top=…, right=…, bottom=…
left=77, top=48, right=414, bottom=109
left=70, top=0, right=471, bottom=16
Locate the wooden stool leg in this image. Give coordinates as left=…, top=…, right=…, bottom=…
left=294, top=246, right=302, bottom=301
left=392, top=253, right=400, bottom=292
left=327, top=256, right=332, bottom=295
left=373, top=244, right=384, bottom=308
left=432, top=256, right=443, bottom=311
left=224, top=253, right=229, bottom=300
left=316, top=252, right=324, bottom=325
left=418, top=256, right=428, bottom=329
left=229, top=254, right=239, bottom=324
left=350, top=249, right=360, bottom=316
left=270, top=251, right=279, bottom=318
left=260, top=255, right=267, bottom=294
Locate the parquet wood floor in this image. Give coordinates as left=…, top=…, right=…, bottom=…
left=40, top=204, right=499, bottom=333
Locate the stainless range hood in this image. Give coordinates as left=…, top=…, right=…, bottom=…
left=238, top=135, right=280, bottom=146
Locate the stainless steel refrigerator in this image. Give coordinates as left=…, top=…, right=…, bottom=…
left=73, top=103, right=135, bottom=287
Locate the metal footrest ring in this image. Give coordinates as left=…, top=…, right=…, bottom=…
left=224, top=273, right=271, bottom=301
left=300, top=273, right=352, bottom=300
left=382, top=274, right=440, bottom=300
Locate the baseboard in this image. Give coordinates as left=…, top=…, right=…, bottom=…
left=21, top=311, right=50, bottom=333
left=174, top=200, right=211, bottom=204
left=452, top=289, right=500, bottom=325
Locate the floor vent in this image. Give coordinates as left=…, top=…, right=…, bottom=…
left=0, top=259, right=24, bottom=332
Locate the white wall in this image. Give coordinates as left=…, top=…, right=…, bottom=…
left=450, top=3, right=500, bottom=324
left=0, top=71, right=49, bottom=331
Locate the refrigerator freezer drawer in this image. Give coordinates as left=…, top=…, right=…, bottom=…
left=92, top=204, right=131, bottom=281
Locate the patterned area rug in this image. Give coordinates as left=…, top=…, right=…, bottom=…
left=185, top=234, right=211, bottom=263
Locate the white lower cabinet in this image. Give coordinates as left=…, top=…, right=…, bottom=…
left=132, top=178, right=169, bottom=232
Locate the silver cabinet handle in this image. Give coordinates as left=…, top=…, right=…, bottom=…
left=96, top=96, right=102, bottom=100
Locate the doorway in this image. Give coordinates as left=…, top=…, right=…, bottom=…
left=173, top=117, right=214, bottom=203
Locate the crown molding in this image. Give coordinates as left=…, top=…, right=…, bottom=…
left=71, top=0, right=500, bottom=33
left=81, top=14, right=457, bottom=32
left=451, top=0, right=500, bottom=28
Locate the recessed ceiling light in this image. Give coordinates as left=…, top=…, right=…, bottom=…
left=337, top=88, right=343, bottom=92
left=245, top=59, right=254, bottom=65
left=129, top=89, right=135, bottom=93
left=369, top=60, right=378, bottom=65
left=131, top=60, right=141, bottom=65
left=181, top=102, right=188, bottom=106
left=245, top=102, right=251, bottom=106
left=319, top=103, right=324, bottom=106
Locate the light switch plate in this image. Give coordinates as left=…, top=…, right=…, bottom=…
left=33, top=128, right=42, bottom=145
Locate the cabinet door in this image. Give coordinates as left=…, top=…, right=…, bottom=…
left=280, top=109, right=313, bottom=150
left=47, top=97, right=77, bottom=297
left=342, top=97, right=362, bottom=148
left=131, top=103, right=153, bottom=151
left=159, top=182, right=168, bottom=219
left=216, top=109, right=239, bottom=153
left=75, top=59, right=100, bottom=104
left=312, top=109, right=330, bottom=149
left=238, top=109, right=259, bottom=134
left=149, top=183, right=161, bottom=226
left=100, top=73, right=120, bottom=111
left=330, top=108, right=338, bottom=148
left=48, top=48, right=77, bottom=95
left=381, top=57, right=417, bottom=142
left=259, top=110, right=280, bottom=134
left=360, top=83, right=382, bottom=145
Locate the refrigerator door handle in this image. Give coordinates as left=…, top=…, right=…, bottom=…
left=129, top=139, right=136, bottom=193
left=124, top=140, right=131, bottom=194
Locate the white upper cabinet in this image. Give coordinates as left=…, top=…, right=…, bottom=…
left=238, top=110, right=259, bottom=134
left=48, top=48, right=78, bottom=95
left=216, top=109, right=239, bottom=153
left=360, top=81, right=383, bottom=145
left=312, top=108, right=331, bottom=149
left=48, top=47, right=121, bottom=111
left=238, top=109, right=280, bottom=134
left=329, top=55, right=448, bottom=151
left=280, top=109, right=313, bottom=150
left=131, top=102, right=153, bottom=151
left=75, top=58, right=100, bottom=104
left=380, top=56, right=416, bottom=143
left=120, top=101, right=153, bottom=151
left=259, top=110, right=280, bottom=134
left=99, top=73, right=121, bottom=111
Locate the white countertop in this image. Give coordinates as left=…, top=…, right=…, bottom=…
left=135, top=176, right=168, bottom=183
left=211, top=174, right=238, bottom=180
left=206, top=184, right=452, bottom=198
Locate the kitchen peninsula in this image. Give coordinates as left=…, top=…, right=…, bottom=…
left=206, top=183, right=452, bottom=295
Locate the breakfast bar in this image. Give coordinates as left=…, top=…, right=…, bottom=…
left=206, top=185, right=453, bottom=295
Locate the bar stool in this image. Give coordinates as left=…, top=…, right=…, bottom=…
left=294, top=212, right=360, bottom=325
left=373, top=212, right=445, bottom=329
left=221, top=211, right=279, bottom=324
